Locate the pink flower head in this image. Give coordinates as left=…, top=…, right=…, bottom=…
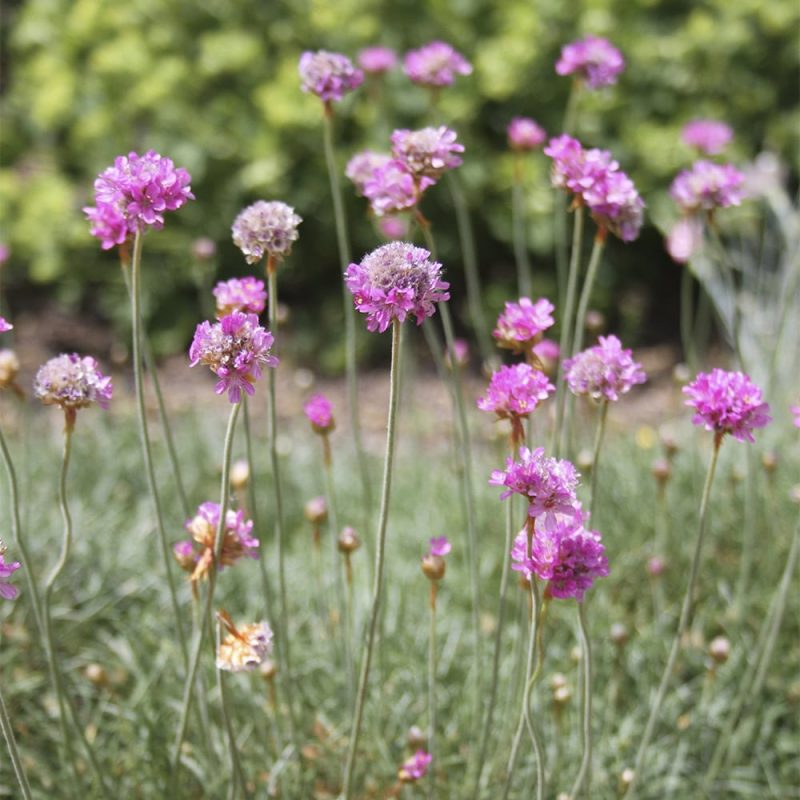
left=189, top=312, right=279, bottom=403
left=493, top=297, right=555, bottom=352
left=670, top=161, right=745, bottom=214
left=213, top=277, right=267, bottom=316
left=192, top=237, right=217, bottom=261
left=346, top=151, right=393, bottom=196
left=34, top=354, right=113, bottom=412
left=304, top=393, right=335, bottom=434
left=666, top=216, right=704, bottom=264
left=446, top=337, right=470, bottom=369
left=428, top=536, right=451, bottom=557
left=399, top=749, right=433, bottom=782
left=682, top=120, right=733, bottom=155
left=683, top=369, right=771, bottom=444
left=555, top=36, right=624, bottom=89
left=232, top=201, right=302, bottom=264
left=563, top=335, right=646, bottom=402
left=345, top=242, right=450, bottom=333
left=358, top=46, right=397, bottom=74
left=0, top=551, right=21, bottom=601
left=647, top=556, right=666, bottom=577
left=478, top=363, right=555, bottom=421
left=532, top=338, right=560, bottom=371
left=490, top=446, right=581, bottom=525
left=507, top=117, right=546, bottom=151
left=378, top=216, right=409, bottom=240
left=391, top=127, right=464, bottom=181
left=0, top=317, right=11, bottom=333
left=173, top=540, right=198, bottom=571
left=84, top=150, right=194, bottom=249
left=363, top=160, right=425, bottom=217
left=298, top=50, right=364, bottom=102
left=511, top=517, right=609, bottom=600
left=792, top=404, right=800, bottom=428
left=403, top=41, right=472, bottom=88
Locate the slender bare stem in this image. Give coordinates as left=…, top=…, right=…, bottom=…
left=0, top=684, right=33, bottom=800
left=569, top=601, right=594, bottom=798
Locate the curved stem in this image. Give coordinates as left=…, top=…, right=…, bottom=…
left=511, top=158, right=533, bottom=297
left=588, top=401, right=609, bottom=518
left=428, top=594, right=437, bottom=800
left=342, top=319, right=403, bottom=799
left=130, top=229, right=188, bottom=666
left=626, top=439, right=722, bottom=798
left=0, top=684, right=33, bottom=800
left=569, top=601, right=594, bottom=799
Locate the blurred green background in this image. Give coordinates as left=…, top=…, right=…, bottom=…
left=1, top=0, right=798, bottom=365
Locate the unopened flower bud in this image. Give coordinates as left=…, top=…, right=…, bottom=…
left=230, top=459, right=250, bottom=491
left=647, top=556, right=666, bottom=577
left=790, top=485, right=800, bottom=506
left=761, top=451, right=778, bottom=474
left=407, top=725, right=426, bottom=749
left=337, top=526, right=361, bottom=554
left=85, top=663, right=109, bottom=688
left=304, top=496, right=327, bottom=525
left=259, top=658, right=278, bottom=681
left=708, top=636, right=731, bottom=665
left=610, top=622, right=629, bottom=648
left=553, top=685, right=571, bottom=706
left=585, top=309, right=605, bottom=335
left=550, top=672, right=567, bottom=692
left=651, top=457, right=672, bottom=486
left=620, top=768, right=635, bottom=789
left=576, top=449, right=594, bottom=473
left=421, top=554, right=446, bottom=581
left=192, top=237, right=216, bottom=261
left=672, top=363, right=691, bottom=386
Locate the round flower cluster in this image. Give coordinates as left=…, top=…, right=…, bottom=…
left=363, top=160, right=423, bottom=216
left=670, top=160, right=745, bottom=214
left=0, top=549, right=21, bottom=601
left=555, top=35, right=624, bottom=89
left=683, top=369, right=771, bottom=444
left=189, top=311, right=279, bottom=403
left=0, top=317, right=11, bottom=333
left=358, top=46, right=397, bottom=74
left=422, top=536, right=451, bottom=581
left=478, top=363, right=555, bottom=421
left=84, top=150, right=194, bottom=250
left=304, top=393, right=335, bottom=434
left=403, top=41, right=472, bottom=87
left=232, top=201, right=302, bottom=265
left=563, top=335, right=646, bottom=402
left=346, top=151, right=392, bottom=196
left=34, top=354, right=113, bottom=412
left=681, top=119, right=733, bottom=155
left=345, top=243, right=450, bottom=333
left=391, top=127, right=464, bottom=181
left=493, top=296, right=555, bottom=352
left=298, top=50, right=364, bottom=102
left=216, top=611, right=273, bottom=672
left=212, top=277, right=267, bottom=316
left=398, top=750, right=433, bottom=782
left=507, top=117, right=546, bottom=151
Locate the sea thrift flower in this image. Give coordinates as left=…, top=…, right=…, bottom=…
left=647, top=556, right=666, bottom=577
left=493, top=297, right=555, bottom=352
left=683, top=369, right=771, bottom=443
left=0, top=548, right=21, bottom=600
left=478, top=364, right=555, bottom=439
left=507, top=117, right=546, bottom=151
left=563, top=335, right=646, bottom=402
left=363, top=160, right=423, bottom=216
left=34, top=354, right=113, bottom=413
left=670, top=161, right=745, bottom=214
left=428, top=536, right=452, bottom=557
left=398, top=749, right=433, bottom=782
left=189, top=311, right=278, bottom=403
left=84, top=150, right=194, bottom=249
left=682, top=120, right=733, bottom=155
left=403, top=41, right=472, bottom=88
left=422, top=536, right=451, bottom=581
left=173, top=540, right=198, bottom=571
left=555, top=36, right=624, bottom=89
left=212, top=277, right=267, bottom=316
left=346, top=151, right=392, bottom=196
left=216, top=611, right=273, bottom=672
left=0, top=317, right=12, bottom=333
left=446, top=337, right=470, bottom=369
left=304, top=496, right=328, bottom=524
left=304, top=393, right=335, bottom=434
left=345, top=242, right=450, bottom=333
left=299, top=50, right=363, bottom=103
left=232, top=201, right=302, bottom=265
left=533, top=339, right=560, bottom=372
left=192, top=237, right=216, bottom=261
left=666, top=216, right=704, bottom=264
left=358, top=46, right=397, bottom=74
left=391, top=127, right=464, bottom=180
left=379, top=216, right=409, bottom=240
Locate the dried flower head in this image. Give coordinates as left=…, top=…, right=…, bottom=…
left=337, top=526, right=361, bottom=554
left=555, top=36, right=624, bottom=89
left=708, top=636, right=731, bottom=665
left=0, top=549, right=21, bottom=601
left=670, top=161, right=745, bottom=214
left=232, top=201, right=302, bottom=265
left=304, top=393, right=335, bottom=434
left=507, top=117, right=546, bottom=151
left=345, top=242, right=450, bottom=332
left=216, top=610, right=273, bottom=672
left=404, top=41, right=472, bottom=88
left=398, top=749, right=433, bottom=782
left=213, top=277, right=267, bottom=316
left=563, top=335, right=646, bottom=402
left=391, top=126, right=464, bottom=180
left=493, top=297, right=555, bottom=352
left=358, top=46, right=397, bottom=74
left=34, top=354, right=113, bottom=417
left=346, top=151, right=393, bottom=196
left=682, top=120, right=733, bottom=155
left=299, top=50, right=363, bottom=102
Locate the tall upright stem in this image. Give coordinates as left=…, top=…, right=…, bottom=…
left=130, top=229, right=188, bottom=665
left=569, top=601, right=594, bottom=799
left=0, top=684, right=33, bottom=800
left=342, top=320, right=403, bottom=799
left=571, top=234, right=606, bottom=358
left=626, top=439, right=722, bottom=798
left=588, top=401, right=609, bottom=518
left=511, top=157, right=533, bottom=297
left=428, top=591, right=437, bottom=800
left=680, top=266, right=697, bottom=371
left=216, top=618, right=248, bottom=797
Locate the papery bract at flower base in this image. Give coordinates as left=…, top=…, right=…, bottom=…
left=555, top=36, right=624, bottom=89
left=232, top=201, right=302, bottom=264
left=213, top=277, right=267, bottom=316
left=403, top=41, right=472, bottom=88
left=298, top=50, right=364, bottom=102
left=563, top=335, right=646, bottom=402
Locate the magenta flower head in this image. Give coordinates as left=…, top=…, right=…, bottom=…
left=428, top=536, right=452, bottom=557
left=299, top=50, right=363, bottom=103
left=493, top=297, right=555, bottom=353
left=346, top=151, right=392, bottom=197
left=403, top=41, right=472, bottom=88
left=84, top=150, right=194, bottom=250
left=304, top=393, right=335, bottom=434
left=34, top=354, right=113, bottom=427
left=358, top=46, right=397, bottom=74
left=363, top=160, right=423, bottom=217
left=682, top=120, right=733, bottom=155
left=563, top=335, right=646, bottom=402
left=232, top=201, right=302, bottom=266
left=189, top=312, right=278, bottom=403
left=490, top=446, right=581, bottom=525
left=391, top=126, right=464, bottom=181
left=345, top=242, right=450, bottom=333
left=507, top=117, right=546, bottom=152
left=173, top=540, right=198, bottom=571
left=213, top=277, right=267, bottom=317
left=532, top=338, right=560, bottom=374
left=0, top=545, right=21, bottom=601
left=683, top=369, right=771, bottom=444
left=670, top=161, right=745, bottom=215
left=0, top=317, right=11, bottom=333
left=555, top=36, right=624, bottom=89
left=398, top=749, right=433, bottom=782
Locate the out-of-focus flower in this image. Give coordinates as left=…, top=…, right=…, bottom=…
left=358, top=46, right=397, bottom=74
left=378, top=216, right=409, bottom=240
left=346, top=151, right=392, bottom=196
left=391, top=127, right=464, bottom=180
left=563, top=335, right=646, bottom=402
left=213, top=277, right=267, bottom=316
left=493, top=297, right=555, bottom=352
left=345, top=242, right=450, bottom=333
left=363, top=160, right=423, bottom=216
left=422, top=536, right=451, bottom=581
left=34, top=354, right=113, bottom=416
left=189, top=312, right=278, bottom=403
left=791, top=404, right=800, bottom=428
left=647, top=556, right=666, bottom=577
left=555, top=36, right=624, bottom=89
left=398, top=749, right=433, bottom=782
left=192, top=237, right=217, bottom=261
left=299, top=50, right=363, bottom=102
left=0, top=547, right=21, bottom=601
left=0, top=349, right=20, bottom=392
left=683, top=369, right=771, bottom=444
left=216, top=610, right=273, bottom=672
left=682, top=120, right=733, bottom=155
left=0, top=244, right=9, bottom=264
left=232, top=201, right=302, bottom=265
left=0, top=317, right=11, bottom=333
left=670, top=161, right=745, bottom=214
left=446, top=338, right=470, bottom=369
left=304, top=393, right=335, bottom=434
left=666, top=216, right=704, bottom=264
left=532, top=339, right=560, bottom=374
left=507, top=117, right=546, bottom=151
left=173, top=540, right=198, bottom=571
left=304, top=496, right=328, bottom=525
left=337, top=526, right=361, bottom=554
left=403, top=41, right=472, bottom=88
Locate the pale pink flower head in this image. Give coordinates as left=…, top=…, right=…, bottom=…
left=213, top=277, right=267, bottom=316
left=192, top=237, right=217, bottom=261
left=304, top=393, right=335, bottom=434
left=216, top=612, right=273, bottom=672
left=403, top=41, right=472, bottom=88
left=398, top=749, right=433, bottom=782
left=0, top=548, right=21, bottom=601
left=666, top=216, right=704, bottom=264
left=363, top=160, right=424, bottom=217
left=683, top=369, right=771, bottom=444
left=298, top=50, right=363, bottom=102
left=84, top=150, right=194, bottom=249
left=507, top=117, right=546, bottom=152
left=446, top=338, right=470, bottom=369
left=189, top=311, right=279, bottom=403
left=583, top=168, right=645, bottom=242
left=391, top=126, right=464, bottom=181
left=358, top=46, right=397, bottom=74
left=0, top=317, right=11, bottom=333
left=555, top=36, right=624, bottom=89
left=173, top=540, right=198, bottom=571
left=563, top=335, right=646, bottom=402
left=378, top=216, right=410, bottom=240
left=232, top=201, right=302, bottom=264
left=345, top=242, right=450, bottom=333
left=647, top=556, right=666, bottom=578
left=34, top=354, right=113, bottom=413
left=682, top=120, right=733, bottom=155
left=346, top=151, right=392, bottom=196
left=493, top=297, right=555, bottom=352
left=478, top=363, right=555, bottom=422
left=428, top=536, right=451, bottom=557
left=670, top=161, right=745, bottom=214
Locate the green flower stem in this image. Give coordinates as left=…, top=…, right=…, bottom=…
left=511, top=156, right=533, bottom=298
left=172, top=401, right=240, bottom=776
left=322, top=107, right=372, bottom=526
left=428, top=584, right=438, bottom=800
left=0, top=683, right=32, bottom=800
left=130, top=229, right=188, bottom=666
left=216, top=617, right=248, bottom=797
left=571, top=233, right=606, bottom=359
left=679, top=266, right=697, bottom=371
left=569, top=601, right=594, bottom=799
left=733, top=446, right=758, bottom=619
left=626, top=437, right=722, bottom=799
left=342, top=319, right=403, bottom=799
left=588, top=400, right=609, bottom=518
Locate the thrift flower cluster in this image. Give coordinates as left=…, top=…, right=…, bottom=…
left=682, top=119, right=733, bottom=155
left=670, top=160, right=745, bottom=214
left=390, top=127, right=464, bottom=179
left=304, top=393, right=335, bottom=433
left=507, top=117, right=547, bottom=151
left=398, top=749, right=433, bottom=782
left=298, top=50, right=364, bottom=102
left=363, top=159, right=422, bottom=216
left=346, top=151, right=392, bottom=196
left=33, top=354, right=113, bottom=412
left=478, top=363, right=555, bottom=420
left=403, top=41, right=472, bottom=87
left=563, top=335, right=646, bottom=402
left=493, top=297, right=555, bottom=352
left=555, top=36, right=625, bottom=89
left=232, top=201, right=302, bottom=264
left=358, top=46, right=397, bottom=74
left=0, top=547, right=21, bottom=601
left=216, top=612, right=274, bottom=672
left=213, top=277, right=267, bottom=316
